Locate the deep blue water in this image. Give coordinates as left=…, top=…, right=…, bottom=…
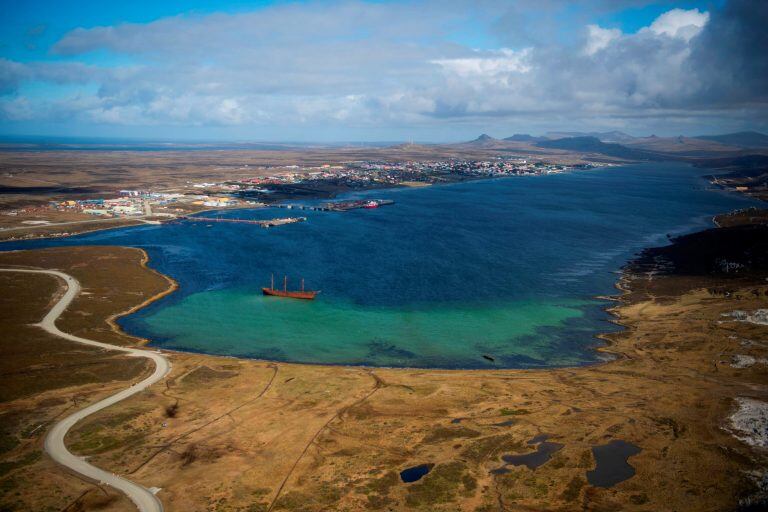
left=400, top=464, right=433, bottom=483
left=1, top=162, right=757, bottom=368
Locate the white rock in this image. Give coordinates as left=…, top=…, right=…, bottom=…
left=729, top=397, right=768, bottom=448
left=732, top=355, right=757, bottom=368
left=723, top=309, right=768, bottom=326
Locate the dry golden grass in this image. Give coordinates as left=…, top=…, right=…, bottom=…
left=0, top=246, right=766, bottom=511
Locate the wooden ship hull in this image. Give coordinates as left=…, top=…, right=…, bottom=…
left=262, top=275, right=318, bottom=300
left=261, top=287, right=317, bottom=300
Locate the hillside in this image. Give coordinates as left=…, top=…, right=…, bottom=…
left=694, top=131, right=768, bottom=148
left=544, top=131, right=635, bottom=143
left=536, top=136, right=658, bottom=160
left=625, top=135, right=745, bottom=156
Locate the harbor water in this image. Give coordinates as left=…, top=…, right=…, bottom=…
left=1, top=162, right=758, bottom=368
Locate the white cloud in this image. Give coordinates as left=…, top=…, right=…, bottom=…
left=0, top=1, right=764, bottom=137
left=584, top=25, right=622, bottom=55
left=648, top=8, right=709, bottom=42
left=432, top=48, right=532, bottom=81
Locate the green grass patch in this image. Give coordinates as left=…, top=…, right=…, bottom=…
left=561, top=476, right=585, bottom=502
left=461, top=434, right=524, bottom=463
left=405, top=461, right=475, bottom=507
left=0, top=450, right=41, bottom=477
left=499, top=408, right=531, bottom=416
left=422, top=426, right=481, bottom=444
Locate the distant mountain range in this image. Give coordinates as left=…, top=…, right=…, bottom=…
left=465, top=130, right=768, bottom=147
left=457, top=130, right=768, bottom=160
left=694, top=131, right=768, bottom=148
left=503, top=134, right=543, bottom=142
left=540, top=130, right=768, bottom=149
left=544, top=131, right=636, bottom=143
left=536, top=136, right=660, bottom=160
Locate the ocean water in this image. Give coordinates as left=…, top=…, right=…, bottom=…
left=1, top=163, right=758, bottom=368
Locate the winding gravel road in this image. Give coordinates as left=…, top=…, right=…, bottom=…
left=0, top=268, right=169, bottom=512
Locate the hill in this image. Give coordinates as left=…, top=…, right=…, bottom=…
left=625, top=135, right=745, bottom=157
left=470, top=134, right=496, bottom=143
left=503, top=134, right=543, bottom=142
left=694, top=131, right=768, bottom=148
left=545, top=131, right=635, bottom=143
left=536, top=136, right=658, bottom=160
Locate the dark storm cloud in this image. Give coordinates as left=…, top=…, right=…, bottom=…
left=688, top=0, right=768, bottom=107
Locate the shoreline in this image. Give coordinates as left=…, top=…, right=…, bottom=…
left=0, top=218, right=147, bottom=243
left=1, top=160, right=744, bottom=247
left=1, top=161, right=762, bottom=371
left=2, top=231, right=767, bottom=511
left=0, top=267, right=168, bottom=512
left=0, top=164, right=603, bottom=244
left=10, top=165, right=761, bottom=371
left=103, top=244, right=645, bottom=374
left=106, top=247, right=180, bottom=347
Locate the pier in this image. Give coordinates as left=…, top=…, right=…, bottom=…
left=275, top=204, right=331, bottom=212
left=175, top=216, right=306, bottom=228
left=276, top=199, right=394, bottom=212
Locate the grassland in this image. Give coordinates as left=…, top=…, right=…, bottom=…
left=0, top=239, right=766, bottom=511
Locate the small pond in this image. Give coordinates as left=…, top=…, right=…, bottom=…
left=400, top=463, right=434, bottom=483
left=492, top=434, right=563, bottom=473
left=587, top=439, right=642, bottom=488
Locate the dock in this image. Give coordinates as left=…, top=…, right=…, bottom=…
left=275, top=204, right=331, bottom=212
left=276, top=199, right=394, bottom=212
left=175, top=216, right=306, bottom=228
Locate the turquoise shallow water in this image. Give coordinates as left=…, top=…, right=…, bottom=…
left=143, top=291, right=591, bottom=366
left=2, top=162, right=758, bottom=368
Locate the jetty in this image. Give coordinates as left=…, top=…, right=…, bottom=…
left=276, top=199, right=394, bottom=212
left=174, top=216, right=306, bottom=228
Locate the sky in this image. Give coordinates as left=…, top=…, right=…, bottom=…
left=0, top=0, right=766, bottom=142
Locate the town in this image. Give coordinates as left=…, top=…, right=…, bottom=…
left=52, top=157, right=599, bottom=213
left=0, top=157, right=604, bottom=240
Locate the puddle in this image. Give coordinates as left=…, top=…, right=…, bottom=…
left=491, top=434, right=563, bottom=473
left=492, top=420, right=515, bottom=427
left=451, top=418, right=463, bottom=424
left=400, top=463, right=434, bottom=483
left=587, top=440, right=642, bottom=488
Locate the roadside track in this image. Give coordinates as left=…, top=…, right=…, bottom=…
left=0, top=268, right=169, bottom=512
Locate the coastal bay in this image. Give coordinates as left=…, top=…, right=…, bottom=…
left=0, top=213, right=766, bottom=510
left=2, top=1, right=767, bottom=509
left=1, top=163, right=759, bottom=368
left=0, top=160, right=766, bottom=511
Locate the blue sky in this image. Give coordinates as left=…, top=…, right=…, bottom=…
left=0, top=0, right=764, bottom=141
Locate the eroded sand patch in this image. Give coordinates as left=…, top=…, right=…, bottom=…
left=731, top=355, right=768, bottom=368
left=723, top=309, right=768, bottom=326
left=729, top=398, right=768, bottom=448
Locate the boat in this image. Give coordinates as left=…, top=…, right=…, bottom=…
left=262, top=274, right=318, bottom=300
